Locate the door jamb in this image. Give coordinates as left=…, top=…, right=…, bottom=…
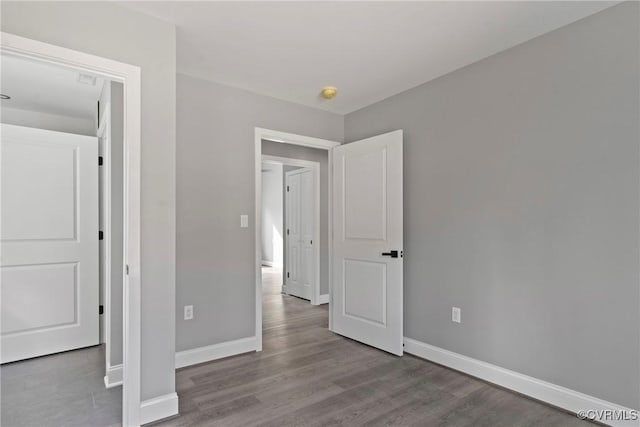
left=254, top=128, right=340, bottom=351
left=97, top=108, right=113, bottom=369
left=264, top=156, right=320, bottom=304
left=1, top=32, right=142, bottom=427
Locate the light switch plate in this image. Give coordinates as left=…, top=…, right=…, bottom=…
left=184, top=305, right=193, bottom=320
left=452, top=307, right=461, bottom=323
left=240, top=214, right=249, bottom=228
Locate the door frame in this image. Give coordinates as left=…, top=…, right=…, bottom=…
left=254, top=128, right=340, bottom=351
left=1, top=32, right=142, bottom=426
left=263, top=156, right=320, bottom=303
left=97, top=106, right=123, bottom=388
left=97, top=108, right=112, bottom=351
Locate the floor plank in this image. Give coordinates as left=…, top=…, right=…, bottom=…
left=1, top=345, right=122, bottom=427
left=155, top=267, right=592, bottom=427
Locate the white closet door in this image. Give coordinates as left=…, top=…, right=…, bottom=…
left=285, top=168, right=314, bottom=301
left=1, top=124, right=99, bottom=363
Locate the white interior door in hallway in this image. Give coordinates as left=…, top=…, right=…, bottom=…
left=285, top=168, right=315, bottom=301
left=1, top=124, right=99, bottom=363
left=332, top=130, right=404, bottom=356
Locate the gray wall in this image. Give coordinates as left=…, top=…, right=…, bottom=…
left=176, top=74, right=342, bottom=352
left=345, top=3, right=639, bottom=409
left=261, top=163, right=283, bottom=266
left=263, top=141, right=331, bottom=296
left=1, top=1, right=178, bottom=401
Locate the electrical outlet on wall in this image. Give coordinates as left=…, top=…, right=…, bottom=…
left=184, top=305, right=194, bottom=320
left=452, top=307, right=461, bottom=323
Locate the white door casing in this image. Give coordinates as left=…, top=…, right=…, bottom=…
left=1, top=32, right=144, bottom=425
left=1, top=124, right=99, bottom=363
left=285, top=168, right=314, bottom=301
left=331, top=130, right=403, bottom=356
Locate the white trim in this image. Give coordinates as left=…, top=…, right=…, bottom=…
left=257, top=127, right=340, bottom=150
left=255, top=128, right=340, bottom=352
left=104, top=364, right=123, bottom=389
left=263, top=154, right=320, bottom=169
left=261, top=260, right=275, bottom=267
left=1, top=32, right=143, bottom=427
left=403, top=338, right=637, bottom=427
left=175, top=337, right=257, bottom=369
left=139, top=392, right=178, bottom=426
left=318, top=294, right=330, bottom=305
left=97, top=107, right=113, bottom=369
left=327, top=148, right=334, bottom=331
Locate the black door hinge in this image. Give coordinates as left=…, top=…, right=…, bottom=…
left=99, top=305, right=104, bottom=315
left=287, top=185, right=289, bottom=192
left=287, top=229, right=290, bottom=235
left=98, top=156, right=103, bottom=166
left=99, top=230, right=104, bottom=240
left=287, top=272, right=290, bottom=278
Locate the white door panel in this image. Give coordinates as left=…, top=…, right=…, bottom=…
left=2, top=141, right=77, bottom=241
left=1, top=124, right=99, bottom=363
left=285, top=168, right=314, bottom=301
left=344, top=148, right=387, bottom=240
left=332, top=130, right=403, bottom=355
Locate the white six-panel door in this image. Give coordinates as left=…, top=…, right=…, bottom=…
left=332, top=130, right=403, bottom=355
left=1, top=124, right=99, bottom=363
left=285, top=168, right=314, bottom=301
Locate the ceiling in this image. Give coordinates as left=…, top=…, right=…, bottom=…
left=1, top=54, right=104, bottom=120
left=124, top=1, right=616, bottom=114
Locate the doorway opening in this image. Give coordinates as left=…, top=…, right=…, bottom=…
left=254, top=128, right=340, bottom=351
left=1, top=33, right=142, bottom=426
left=261, top=156, right=319, bottom=303
left=0, top=51, right=124, bottom=426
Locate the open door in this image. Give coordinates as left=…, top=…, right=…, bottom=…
left=285, top=168, right=314, bottom=301
left=1, top=124, right=99, bottom=363
left=331, top=130, right=403, bottom=355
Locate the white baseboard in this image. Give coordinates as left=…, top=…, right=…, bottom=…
left=139, top=392, right=179, bottom=425
left=175, top=336, right=257, bottom=369
left=318, top=294, right=329, bottom=304
left=103, top=364, right=123, bottom=388
left=403, top=338, right=637, bottom=427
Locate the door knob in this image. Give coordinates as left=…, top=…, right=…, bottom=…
left=381, top=250, right=399, bottom=258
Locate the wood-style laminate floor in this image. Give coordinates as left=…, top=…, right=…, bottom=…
left=156, top=267, right=591, bottom=427
left=1, top=344, right=122, bottom=427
